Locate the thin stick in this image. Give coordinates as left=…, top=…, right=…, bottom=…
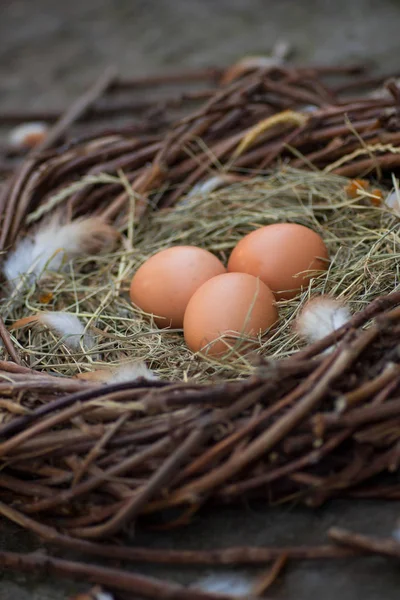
left=72, top=414, right=129, bottom=485
left=0, top=316, right=21, bottom=364
left=313, top=398, right=400, bottom=431
left=329, top=527, right=400, bottom=560
left=0, top=402, right=93, bottom=458
left=70, top=428, right=207, bottom=539
left=0, top=550, right=243, bottom=600
left=0, top=502, right=361, bottom=565
left=0, top=378, right=167, bottom=439
left=251, top=554, right=288, bottom=596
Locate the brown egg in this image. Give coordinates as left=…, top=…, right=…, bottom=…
left=130, top=246, right=226, bottom=328
left=228, top=223, right=329, bottom=300
left=183, top=272, right=278, bottom=356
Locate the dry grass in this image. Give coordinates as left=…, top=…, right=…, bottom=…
left=2, top=168, right=399, bottom=383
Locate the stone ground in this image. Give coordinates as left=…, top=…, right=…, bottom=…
left=1, top=0, right=400, bottom=598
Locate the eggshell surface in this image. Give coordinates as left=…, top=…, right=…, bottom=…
left=183, top=272, right=278, bottom=356
left=228, top=223, right=329, bottom=300
left=130, top=246, right=226, bottom=328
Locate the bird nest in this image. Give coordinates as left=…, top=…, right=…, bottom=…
left=1, top=58, right=400, bottom=597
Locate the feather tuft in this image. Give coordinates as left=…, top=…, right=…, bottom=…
left=392, top=520, right=400, bottom=543
left=191, top=572, right=253, bottom=597
left=3, top=216, right=118, bottom=288
left=9, top=122, right=48, bottom=149
left=76, top=361, right=157, bottom=383
left=70, top=587, right=114, bottom=600
left=187, top=174, right=245, bottom=199
left=107, top=362, right=158, bottom=383
left=384, top=190, right=400, bottom=215
left=296, top=296, right=351, bottom=347
left=10, top=311, right=94, bottom=351
left=221, top=41, right=291, bottom=84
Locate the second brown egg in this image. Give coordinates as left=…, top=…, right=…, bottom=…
left=228, top=223, right=329, bottom=300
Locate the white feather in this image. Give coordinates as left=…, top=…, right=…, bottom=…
left=3, top=217, right=117, bottom=288
left=384, top=190, right=400, bottom=215
left=296, top=296, right=351, bottom=346
left=301, top=104, right=319, bottom=113
left=187, top=175, right=241, bottom=199
left=39, top=312, right=94, bottom=351
left=8, top=122, right=48, bottom=149
left=3, top=237, right=36, bottom=287
left=192, top=572, right=253, bottom=597
left=76, top=361, right=158, bottom=383
left=95, top=593, right=114, bottom=600
left=272, top=40, right=291, bottom=61
left=107, top=362, right=158, bottom=383
left=71, top=590, right=114, bottom=600
left=368, top=78, right=400, bottom=99
left=392, top=524, right=400, bottom=543
left=188, top=177, right=225, bottom=198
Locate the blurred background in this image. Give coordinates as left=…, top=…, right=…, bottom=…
left=2, top=1, right=400, bottom=599
left=2, top=0, right=400, bottom=111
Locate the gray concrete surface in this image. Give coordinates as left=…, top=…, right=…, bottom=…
left=1, top=0, right=400, bottom=598
left=2, top=0, right=400, bottom=111
left=1, top=501, right=400, bottom=599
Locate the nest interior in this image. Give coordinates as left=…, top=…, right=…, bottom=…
left=0, top=59, right=400, bottom=559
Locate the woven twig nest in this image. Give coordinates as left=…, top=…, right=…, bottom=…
left=0, top=59, right=400, bottom=558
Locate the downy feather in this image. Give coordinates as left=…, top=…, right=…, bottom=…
left=296, top=296, right=351, bottom=345
left=76, top=361, right=157, bottom=383
left=11, top=311, right=94, bottom=351
left=3, top=216, right=118, bottom=288
left=191, top=572, right=254, bottom=597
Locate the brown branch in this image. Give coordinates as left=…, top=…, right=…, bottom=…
left=0, top=501, right=361, bottom=565
left=171, top=331, right=373, bottom=504
left=329, top=526, right=400, bottom=560
left=23, top=435, right=173, bottom=514
left=333, top=154, right=400, bottom=177
left=312, top=398, right=400, bottom=432
left=0, top=316, right=21, bottom=364
left=251, top=553, right=288, bottom=596
left=72, top=414, right=129, bottom=485
left=70, top=428, right=208, bottom=539
left=0, top=550, right=243, bottom=600
left=0, top=378, right=167, bottom=439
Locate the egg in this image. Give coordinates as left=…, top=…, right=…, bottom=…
left=183, top=272, right=278, bottom=356
left=228, top=223, right=329, bottom=300
left=130, top=246, right=226, bottom=328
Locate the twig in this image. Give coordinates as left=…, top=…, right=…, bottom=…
left=329, top=526, right=400, bottom=560
left=70, top=428, right=208, bottom=539
left=0, top=550, right=244, bottom=600
left=251, top=554, right=288, bottom=596
left=0, top=501, right=362, bottom=564
left=0, top=379, right=167, bottom=439
left=0, top=316, right=21, bottom=364
left=72, top=414, right=130, bottom=485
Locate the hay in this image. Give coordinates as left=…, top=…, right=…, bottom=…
left=3, top=168, right=398, bottom=384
